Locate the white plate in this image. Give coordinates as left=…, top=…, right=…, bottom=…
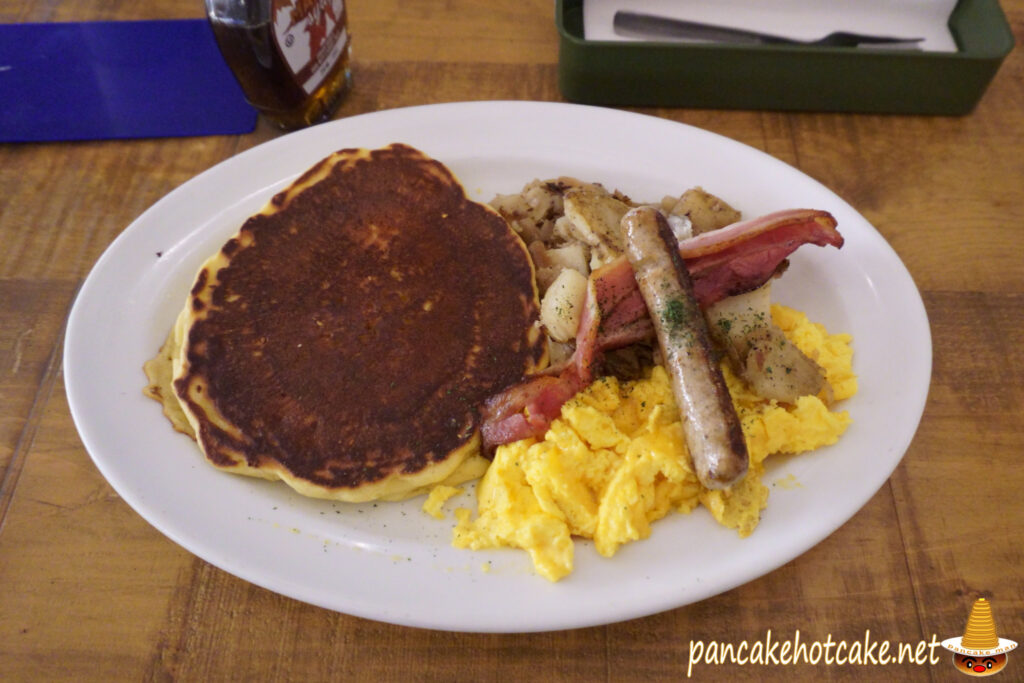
left=64, top=101, right=931, bottom=633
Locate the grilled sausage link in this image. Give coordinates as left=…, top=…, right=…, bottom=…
left=621, top=206, right=748, bottom=489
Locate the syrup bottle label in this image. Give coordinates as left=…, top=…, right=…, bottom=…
left=271, top=0, right=349, bottom=95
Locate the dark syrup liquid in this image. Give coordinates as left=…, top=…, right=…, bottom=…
left=209, top=16, right=351, bottom=130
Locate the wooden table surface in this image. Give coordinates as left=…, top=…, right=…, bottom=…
left=2, top=1, right=1022, bottom=681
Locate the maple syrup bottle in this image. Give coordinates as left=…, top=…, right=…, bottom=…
left=206, top=0, right=352, bottom=130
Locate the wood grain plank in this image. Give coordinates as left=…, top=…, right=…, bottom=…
left=891, top=291, right=1024, bottom=653
left=348, top=0, right=558, bottom=66
left=796, top=117, right=1023, bottom=293
left=0, top=136, right=255, bottom=281
left=0, top=381, right=193, bottom=682
left=783, top=49, right=1024, bottom=294
left=144, top=558, right=609, bottom=682
left=337, top=60, right=563, bottom=114
left=0, top=0, right=560, bottom=64
left=757, top=113, right=801, bottom=168
left=0, top=279, right=78, bottom=509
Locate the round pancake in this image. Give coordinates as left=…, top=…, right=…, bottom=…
left=172, top=144, right=545, bottom=502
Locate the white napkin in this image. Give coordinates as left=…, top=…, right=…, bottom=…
left=583, top=0, right=959, bottom=52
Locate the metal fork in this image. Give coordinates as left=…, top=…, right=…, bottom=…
left=612, top=11, right=925, bottom=48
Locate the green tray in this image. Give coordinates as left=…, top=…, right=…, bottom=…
left=557, top=0, right=1014, bottom=114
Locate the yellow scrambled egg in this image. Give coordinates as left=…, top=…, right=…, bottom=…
left=422, top=485, right=463, bottom=519
left=448, top=305, right=856, bottom=582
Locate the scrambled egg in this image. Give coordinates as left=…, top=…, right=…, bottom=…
left=449, top=305, right=856, bottom=582
left=422, top=485, right=463, bottom=519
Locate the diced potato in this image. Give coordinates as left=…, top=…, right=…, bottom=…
left=665, top=213, right=693, bottom=242
left=552, top=214, right=576, bottom=244
left=545, top=243, right=589, bottom=276
left=530, top=241, right=589, bottom=295
left=558, top=187, right=631, bottom=268
left=528, top=240, right=551, bottom=269
left=490, top=179, right=565, bottom=243
left=536, top=265, right=561, bottom=294
left=540, top=268, right=588, bottom=342
left=705, top=284, right=828, bottom=404
left=670, top=187, right=742, bottom=235
left=547, top=340, right=575, bottom=367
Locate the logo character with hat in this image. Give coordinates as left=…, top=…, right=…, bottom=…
left=942, top=598, right=1017, bottom=676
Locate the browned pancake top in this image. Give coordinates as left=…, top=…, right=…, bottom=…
left=176, top=144, right=543, bottom=491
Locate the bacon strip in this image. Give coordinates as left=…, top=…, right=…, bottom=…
left=682, top=209, right=843, bottom=306
left=480, top=208, right=842, bottom=451
left=479, top=371, right=586, bottom=447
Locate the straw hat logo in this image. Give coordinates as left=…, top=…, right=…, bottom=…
left=942, top=598, right=1017, bottom=677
